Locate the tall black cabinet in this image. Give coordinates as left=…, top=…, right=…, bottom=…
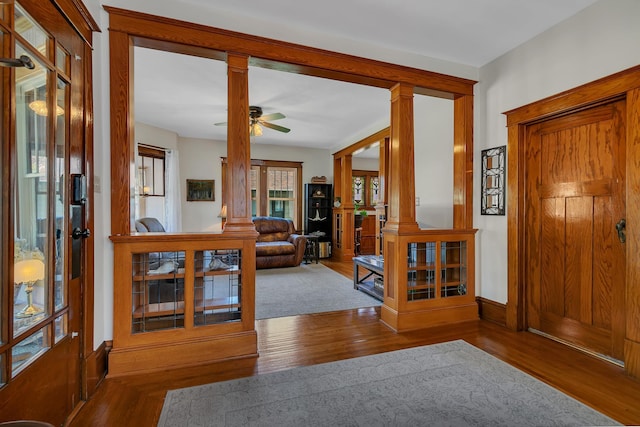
left=304, top=183, right=332, bottom=245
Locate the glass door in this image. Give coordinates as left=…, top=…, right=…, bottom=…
left=0, top=1, right=88, bottom=423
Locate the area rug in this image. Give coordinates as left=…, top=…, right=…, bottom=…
left=158, top=340, right=619, bottom=426
left=255, top=262, right=381, bottom=320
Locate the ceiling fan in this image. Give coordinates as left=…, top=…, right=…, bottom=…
left=215, top=106, right=290, bottom=136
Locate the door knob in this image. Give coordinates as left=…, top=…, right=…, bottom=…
left=615, top=219, right=626, bottom=244
left=72, top=227, right=91, bottom=240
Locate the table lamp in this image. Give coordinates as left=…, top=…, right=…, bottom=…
left=14, top=259, right=45, bottom=318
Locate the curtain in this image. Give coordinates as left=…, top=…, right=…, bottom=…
left=164, top=149, right=182, bottom=232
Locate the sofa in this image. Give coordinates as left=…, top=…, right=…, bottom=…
left=253, top=216, right=306, bottom=269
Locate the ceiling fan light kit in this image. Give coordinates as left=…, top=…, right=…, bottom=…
left=215, top=105, right=290, bottom=137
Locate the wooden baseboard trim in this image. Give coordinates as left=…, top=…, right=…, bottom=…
left=476, top=297, right=507, bottom=327
left=107, top=331, right=258, bottom=377
left=85, top=341, right=110, bottom=398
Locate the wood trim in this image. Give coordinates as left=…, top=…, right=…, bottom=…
left=625, top=87, right=640, bottom=379
left=504, top=65, right=640, bottom=125
left=453, top=94, right=474, bottom=229
left=476, top=297, right=507, bottom=327
left=52, top=0, right=100, bottom=46
left=84, top=341, right=109, bottom=397
left=109, top=29, right=133, bottom=235
left=104, top=6, right=476, bottom=97
left=505, top=65, right=640, bottom=379
left=332, top=127, right=390, bottom=158
left=82, top=41, right=96, bottom=399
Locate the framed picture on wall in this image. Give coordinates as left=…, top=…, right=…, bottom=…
left=186, top=179, right=215, bottom=201
left=481, top=146, right=506, bottom=215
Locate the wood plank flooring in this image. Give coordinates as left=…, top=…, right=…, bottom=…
left=69, top=260, right=640, bottom=426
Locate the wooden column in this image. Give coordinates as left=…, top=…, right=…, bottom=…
left=453, top=94, right=474, bottom=229
left=385, top=83, right=419, bottom=233
left=332, top=154, right=356, bottom=261
left=223, top=53, right=256, bottom=235
left=109, top=29, right=133, bottom=235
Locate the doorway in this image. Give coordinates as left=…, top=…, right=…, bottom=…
left=0, top=1, right=95, bottom=424
left=506, top=67, right=640, bottom=377
left=524, top=100, right=626, bottom=362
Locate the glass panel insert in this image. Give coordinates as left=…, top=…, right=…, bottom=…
left=441, top=241, right=467, bottom=297
left=407, top=242, right=436, bottom=301
left=15, top=4, right=50, bottom=57
left=12, top=326, right=50, bottom=376
left=131, top=251, right=186, bottom=333
left=0, top=353, right=4, bottom=386
left=194, top=250, right=241, bottom=326
left=370, top=176, right=380, bottom=206
left=54, top=313, right=68, bottom=343
left=352, top=176, right=364, bottom=205
left=56, top=44, right=69, bottom=74
left=251, top=166, right=259, bottom=216
left=14, top=43, right=50, bottom=337
left=55, top=78, right=68, bottom=311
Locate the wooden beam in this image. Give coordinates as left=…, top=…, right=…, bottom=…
left=104, top=6, right=476, bottom=97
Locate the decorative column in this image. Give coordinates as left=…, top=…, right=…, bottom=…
left=223, top=53, right=257, bottom=235
left=453, top=94, right=474, bottom=229
left=384, top=83, right=419, bottom=233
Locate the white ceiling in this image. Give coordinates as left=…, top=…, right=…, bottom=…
left=133, top=0, right=597, bottom=152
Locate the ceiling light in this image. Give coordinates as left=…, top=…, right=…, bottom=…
left=28, top=100, right=64, bottom=117
left=250, top=122, right=263, bottom=137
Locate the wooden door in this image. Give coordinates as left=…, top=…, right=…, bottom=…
left=525, top=100, right=626, bottom=361
left=0, top=1, right=91, bottom=424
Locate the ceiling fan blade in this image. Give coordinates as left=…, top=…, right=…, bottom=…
left=260, top=112, right=285, bottom=121
left=260, top=120, right=290, bottom=133
left=214, top=121, right=228, bottom=126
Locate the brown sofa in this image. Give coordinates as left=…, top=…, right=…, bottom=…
left=253, top=216, right=306, bottom=269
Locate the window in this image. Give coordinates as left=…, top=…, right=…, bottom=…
left=137, top=145, right=165, bottom=197
left=223, top=159, right=302, bottom=229
left=352, top=170, right=379, bottom=208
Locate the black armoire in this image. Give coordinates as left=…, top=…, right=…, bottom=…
left=304, top=183, right=332, bottom=252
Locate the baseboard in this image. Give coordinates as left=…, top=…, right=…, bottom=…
left=476, top=297, right=507, bottom=327
left=85, top=340, right=110, bottom=398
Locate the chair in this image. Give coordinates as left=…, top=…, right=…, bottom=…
left=135, top=217, right=166, bottom=232
left=253, top=216, right=306, bottom=269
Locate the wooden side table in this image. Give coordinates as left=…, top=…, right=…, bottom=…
left=303, top=235, right=320, bottom=264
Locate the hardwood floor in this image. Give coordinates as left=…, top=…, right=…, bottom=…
left=69, top=260, right=640, bottom=426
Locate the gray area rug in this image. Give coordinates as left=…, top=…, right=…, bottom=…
left=255, top=263, right=381, bottom=320
left=158, top=340, right=619, bottom=426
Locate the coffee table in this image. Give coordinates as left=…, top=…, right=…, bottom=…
left=353, top=255, right=384, bottom=301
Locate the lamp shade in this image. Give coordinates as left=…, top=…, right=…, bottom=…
left=218, top=204, right=227, bottom=219
left=28, top=100, right=64, bottom=117
left=14, top=259, right=45, bottom=283
left=250, top=122, right=263, bottom=137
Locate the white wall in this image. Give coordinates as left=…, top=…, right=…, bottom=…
left=177, top=137, right=334, bottom=232
left=414, top=95, right=454, bottom=229
left=135, top=122, right=179, bottom=225
left=178, top=137, right=225, bottom=232
left=88, top=0, right=639, bottom=348
left=475, top=0, right=640, bottom=303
